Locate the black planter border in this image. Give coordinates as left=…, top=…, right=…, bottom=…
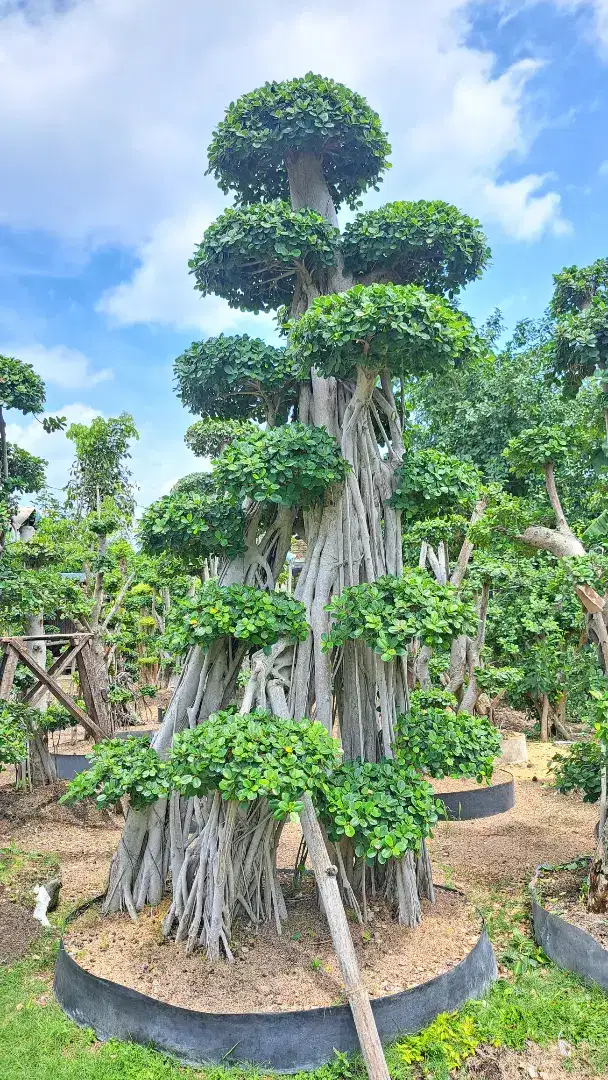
left=435, top=770, right=515, bottom=821
left=54, top=889, right=497, bottom=1073
left=530, top=861, right=608, bottom=991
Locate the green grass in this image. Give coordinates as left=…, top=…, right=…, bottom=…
left=2, top=864, right=608, bottom=1079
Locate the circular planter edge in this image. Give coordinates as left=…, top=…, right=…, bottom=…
left=436, top=770, right=515, bottom=821
left=530, top=862, right=608, bottom=991
left=53, top=892, right=497, bottom=1073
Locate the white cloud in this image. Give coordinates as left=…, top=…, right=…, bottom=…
left=2, top=343, right=112, bottom=390
left=545, top=0, right=608, bottom=50
left=98, top=204, right=275, bottom=337
left=7, top=402, right=102, bottom=497
left=599, top=160, right=608, bottom=175
left=24, top=0, right=566, bottom=330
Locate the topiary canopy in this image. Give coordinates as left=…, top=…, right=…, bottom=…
left=206, top=73, right=391, bottom=209
left=343, top=200, right=489, bottom=295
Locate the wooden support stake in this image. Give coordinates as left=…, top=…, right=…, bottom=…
left=299, top=794, right=390, bottom=1080
left=22, top=637, right=89, bottom=707
left=8, top=638, right=105, bottom=742
left=0, top=645, right=18, bottom=700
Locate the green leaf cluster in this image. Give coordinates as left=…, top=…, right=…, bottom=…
left=396, top=1011, right=479, bottom=1073
left=289, top=283, right=482, bottom=380
left=0, top=704, right=29, bottom=769
left=317, top=757, right=439, bottom=862
left=214, top=422, right=347, bottom=507
left=174, top=333, right=296, bottom=423
left=551, top=260, right=608, bottom=394
left=62, top=710, right=340, bottom=819
left=166, top=581, right=308, bottom=651
left=190, top=201, right=338, bottom=313
left=184, top=418, right=254, bottom=459
left=3, top=444, right=46, bottom=496
left=343, top=200, right=489, bottom=295
left=0, top=355, right=46, bottom=415
left=206, top=72, right=390, bottom=210
left=61, top=735, right=170, bottom=811
left=139, top=480, right=244, bottom=569
left=170, top=709, right=339, bottom=818
left=551, top=739, right=604, bottom=803
left=392, top=448, right=480, bottom=521
left=504, top=424, right=577, bottom=475
left=323, top=569, right=476, bottom=659
left=397, top=690, right=501, bottom=782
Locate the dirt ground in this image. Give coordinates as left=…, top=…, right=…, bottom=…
left=64, top=886, right=479, bottom=1012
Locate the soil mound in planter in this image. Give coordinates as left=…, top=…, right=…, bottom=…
left=64, top=882, right=480, bottom=1014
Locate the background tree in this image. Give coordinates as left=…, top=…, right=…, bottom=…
left=65, top=413, right=138, bottom=517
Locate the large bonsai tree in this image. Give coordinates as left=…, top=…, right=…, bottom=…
left=80, top=75, right=497, bottom=956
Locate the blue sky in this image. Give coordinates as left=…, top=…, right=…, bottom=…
left=2, top=0, right=608, bottom=511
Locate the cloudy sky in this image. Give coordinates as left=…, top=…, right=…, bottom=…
left=2, top=0, right=608, bottom=510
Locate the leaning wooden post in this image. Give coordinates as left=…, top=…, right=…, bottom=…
left=300, top=794, right=390, bottom=1080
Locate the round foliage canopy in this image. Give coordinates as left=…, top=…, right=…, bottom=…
left=167, top=581, right=308, bottom=651
left=5, top=445, right=46, bottom=495
left=504, top=424, right=573, bottom=475
left=289, top=283, right=482, bottom=380
left=190, top=201, right=338, bottom=313
left=0, top=354, right=46, bottom=414
left=174, top=334, right=297, bottom=422
left=551, top=260, right=608, bottom=393
left=554, top=298, right=608, bottom=394
left=551, top=259, right=608, bottom=316
left=139, top=480, right=244, bottom=568
left=214, top=422, right=347, bottom=508
left=323, top=568, right=476, bottom=659
left=207, top=73, right=391, bottom=210
left=392, top=448, right=481, bottom=522
left=343, top=201, right=489, bottom=295
left=318, top=758, right=439, bottom=863
left=185, top=418, right=254, bottom=459
left=397, top=690, right=501, bottom=783
left=170, top=710, right=340, bottom=820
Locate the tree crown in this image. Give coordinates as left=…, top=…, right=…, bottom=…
left=343, top=200, right=490, bottom=295
left=190, top=201, right=338, bottom=313
left=207, top=73, right=390, bottom=209
left=289, top=283, right=482, bottom=379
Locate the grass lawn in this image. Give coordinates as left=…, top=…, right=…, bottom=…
left=2, top=878, right=608, bottom=1080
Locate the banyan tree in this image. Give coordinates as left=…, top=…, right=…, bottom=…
left=81, top=74, right=499, bottom=959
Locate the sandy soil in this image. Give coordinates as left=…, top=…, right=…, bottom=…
left=64, top=886, right=480, bottom=1012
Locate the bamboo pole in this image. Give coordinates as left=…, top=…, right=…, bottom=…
left=299, top=794, right=390, bottom=1080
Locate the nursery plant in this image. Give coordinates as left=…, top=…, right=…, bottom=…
left=83, top=73, right=495, bottom=947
